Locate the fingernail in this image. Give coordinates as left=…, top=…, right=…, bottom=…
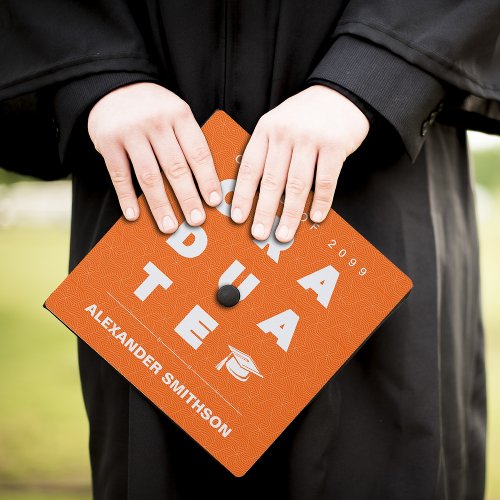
left=162, top=215, right=175, bottom=232
left=312, top=210, right=323, bottom=222
left=125, top=208, right=135, bottom=220
left=209, top=191, right=221, bottom=205
left=252, top=223, right=265, bottom=238
left=277, top=225, right=289, bottom=240
left=190, top=208, right=203, bottom=224
left=232, top=207, right=243, bottom=223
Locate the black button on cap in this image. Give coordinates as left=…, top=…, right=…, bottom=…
left=217, top=284, right=240, bottom=307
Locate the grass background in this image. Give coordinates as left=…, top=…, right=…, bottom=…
left=0, top=144, right=499, bottom=499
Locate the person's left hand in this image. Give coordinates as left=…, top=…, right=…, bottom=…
left=230, top=84, right=370, bottom=242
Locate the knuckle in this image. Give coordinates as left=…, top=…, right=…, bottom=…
left=178, top=193, right=199, bottom=209
left=256, top=113, right=271, bottom=129
left=109, top=169, right=129, bottom=185
left=238, top=160, right=256, bottom=180
left=286, top=175, right=307, bottom=195
left=318, top=131, right=336, bottom=146
left=188, top=145, right=211, bottom=166
left=314, top=196, right=332, bottom=206
left=167, top=159, right=190, bottom=180
left=139, top=168, right=162, bottom=187
left=93, top=143, right=103, bottom=155
left=149, top=199, right=171, bottom=212
left=314, top=191, right=333, bottom=204
left=272, top=122, right=289, bottom=142
left=233, top=190, right=253, bottom=205
left=149, top=112, right=168, bottom=133
left=315, top=176, right=336, bottom=192
left=117, top=195, right=135, bottom=204
left=255, top=206, right=275, bottom=220
left=175, top=100, right=192, bottom=119
left=260, top=171, right=281, bottom=191
left=297, top=130, right=314, bottom=145
left=115, top=189, right=134, bottom=201
left=97, top=128, right=120, bottom=146
left=322, top=142, right=347, bottom=162
left=119, top=121, right=139, bottom=138
left=282, top=205, right=301, bottom=220
left=179, top=193, right=200, bottom=206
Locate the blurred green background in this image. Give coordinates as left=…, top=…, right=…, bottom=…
left=0, top=133, right=499, bottom=499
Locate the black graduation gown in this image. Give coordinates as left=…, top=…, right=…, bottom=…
left=1, top=1, right=499, bottom=499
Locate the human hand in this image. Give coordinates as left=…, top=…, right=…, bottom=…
left=87, top=82, right=222, bottom=233
left=230, top=84, right=370, bottom=242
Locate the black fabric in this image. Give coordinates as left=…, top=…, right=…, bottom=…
left=329, top=0, right=500, bottom=100
left=315, top=81, right=383, bottom=131
left=67, top=121, right=485, bottom=500
left=0, top=1, right=492, bottom=498
left=0, top=92, right=69, bottom=180
left=1, top=0, right=499, bottom=174
left=305, top=35, right=448, bottom=161
left=327, top=0, right=500, bottom=128
left=53, top=72, right=159, bottom=160
left=0, top=0, right=158, bottom=100
left=305, top=79, right=405, bottom=162
left=1, top=0, right=499, bottom=134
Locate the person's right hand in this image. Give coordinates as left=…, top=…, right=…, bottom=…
left=87, top=82, right=222, bottom=233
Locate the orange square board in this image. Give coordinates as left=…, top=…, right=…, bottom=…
left=45, top=110, right=412, bottom=476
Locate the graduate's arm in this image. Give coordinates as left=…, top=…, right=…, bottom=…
left=229, top=30, right=450, bottom=242
left=231, top=83, right=370, bottom=243
left=52, top=78, right=223, bottom=233
left=1, top=0, right=222, bottom=232
left=303, top=0, right=500, bottom=161
left=53, top=72, right=159, bottom=163
left=0, top=0, right=158, bottom=181
left=303, top=36, right=447, bottom=162
left=231, top=0, right=500, bottom=244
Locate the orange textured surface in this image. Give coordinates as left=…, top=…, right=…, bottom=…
left=45, top=110, right=413, bottom=476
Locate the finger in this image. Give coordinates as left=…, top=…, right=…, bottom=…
left=173, top=112, right=222, bottom=207
left=126, top=136, right=179, bottom=233
left=251, top=138, right=292, bottom=240
left=275, top=145, right=317, bottom=242
left=310, top=146, right=343, bottom=223
left=100, top=143, right=140, bottom=221
left=231, top=127, right=268, bottom=223
left=149, top=129, right=206, bottom=226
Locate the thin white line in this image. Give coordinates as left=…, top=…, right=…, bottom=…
left=107, top=291, right=187, bottom=366
left=106, top=291, right=242, bottom=415
left=192, top=373, right=241, bottom=415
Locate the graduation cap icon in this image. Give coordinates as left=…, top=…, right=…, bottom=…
left=216, top=345, right=264, bottom=382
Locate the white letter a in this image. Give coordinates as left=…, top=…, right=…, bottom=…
left=297, top=265, right=339, bottom=308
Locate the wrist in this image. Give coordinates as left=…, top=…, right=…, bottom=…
left=307, top=83, right=370, bottom=134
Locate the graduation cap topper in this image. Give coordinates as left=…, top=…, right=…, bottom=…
left=45, top=110, right=412, bottom=477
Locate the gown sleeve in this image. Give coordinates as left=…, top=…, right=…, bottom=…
left=0, top=0, right=158, bottom=101
left=52, top=72, right=159, bottom=162
left=304, top=0, right=500, bottom=161
left=0, top=0, right=160, bottom=175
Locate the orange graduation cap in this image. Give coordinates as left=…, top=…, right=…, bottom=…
left=45, top=110, right=413, bottom=477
